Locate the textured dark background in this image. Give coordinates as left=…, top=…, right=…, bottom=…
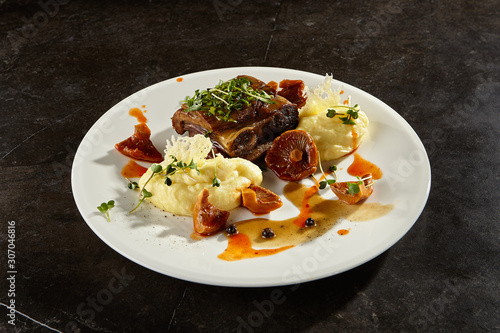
left=1, top=0, right=499, bottom=332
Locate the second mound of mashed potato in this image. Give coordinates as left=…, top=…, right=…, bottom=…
left=297, top=75, right=369, bottom=161
left=139, top=135, right=262, bottom=216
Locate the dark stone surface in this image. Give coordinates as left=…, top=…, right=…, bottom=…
left=1, top=0, right=499, bottom=332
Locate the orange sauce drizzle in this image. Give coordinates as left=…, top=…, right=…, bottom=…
left=351, top=127, right=359, bottom=150
left=293, top=185, right=318, bottom=227
left=218, top=233, right=293, bottom=261
left=217, top=183, right=393, bottom=261
left=340, top=90, right=344, bottom=94
left=176, top=77, right=183, bottom=82
left=343, top=99, right=349, bottom=105
left=347, top=153, right=383, bottom=179
left=337, top=229, right=350, bottom=235
left=121, top=160, right=148, bottom=178
left=129, top=107, right=147, bottom=123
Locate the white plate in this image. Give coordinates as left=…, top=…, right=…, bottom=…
left=71, top=67, right=431, bottom=287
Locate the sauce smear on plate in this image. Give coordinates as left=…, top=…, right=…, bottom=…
left=218, top=183, right=393, bottom=261
left=337, top=229, right=350, bottom=235
left=121, top=160, right=148, bottom=178
left=129, top=107, right=147, bottom=123
left=218, top=233, right=293, bottom=261
left=348, top=153, right=383, bottom=179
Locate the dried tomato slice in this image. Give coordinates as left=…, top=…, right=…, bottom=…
left=278, top=79, right=307, bottom=108
left=114, top=123, right=163, bottom=163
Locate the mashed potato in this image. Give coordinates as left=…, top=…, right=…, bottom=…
left=297, top=75, right=369, bottom=161
left=138, top=135, right=262, bottom=216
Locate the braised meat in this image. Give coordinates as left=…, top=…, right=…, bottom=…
left=171, top=75, right=301, bottom=162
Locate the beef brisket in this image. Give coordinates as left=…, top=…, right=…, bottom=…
left=171, top=75, right=300, bottom=162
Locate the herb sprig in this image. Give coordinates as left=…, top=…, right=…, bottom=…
left=318, top=164, right=337, bottom=190
left=97, top=200, right=115, bottom=222
left=129, top=163, right=163, bottom=214
left=164, top=156, right=200, bottom=186
left=313, top=151, right=337, bottom=190
left=183, top=77, right=275, bottom=121
left=326, top=104, right=360, bottom=125
left=129, top=188, right=152, bottom=213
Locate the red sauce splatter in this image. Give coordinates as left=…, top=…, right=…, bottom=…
left=217, top=233, right=293, bottom=261
left=293, top=186, right=318, bottom=227
left=129, top=107, right=147, bottom=123
left=176, top=77, right=183, bottom=82
left=337, top=229, right=350, bottom=235
left=351, top=128, right=359, bottom=151
left=121, top=160, right=148, bottom=178
left=347, top=153, right=383, bottom=180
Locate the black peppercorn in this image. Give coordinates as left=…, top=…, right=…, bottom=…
left=261, top=227, right=275, bottom=238
left=225, top=224, right=238, bottom=235
left=305, top=217, right=315, bottom=227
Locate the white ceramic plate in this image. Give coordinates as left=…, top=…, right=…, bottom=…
left=72, top=67, right=431, bottom=287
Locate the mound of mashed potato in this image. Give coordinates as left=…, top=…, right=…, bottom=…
left=139, top=135, right=262, bottom=216
left=297, top=75, right=369, bottom=161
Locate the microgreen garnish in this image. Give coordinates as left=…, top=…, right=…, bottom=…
left=183, top=77, right=275, bottom=121
left=151, top=163, right=163, bottom=174
left=211, top=149, right=221, bottom=187
left=212, top=177, right=221, bottom=187
left=129, top=163, right=163, bottom=213
left=128, top=152, right=225, bottom=213
left=319, top=179, right=336, bottom=190
left=127, top=179, right=139, bottom=190
left=326, top=104, right=360, bottom=125
left=346, top=178, right=363, bottom=196
left=129, top=189, right=152, bottom=213
left=97, top=200, right=115, bottom=222
left=163, top=156, right=200, bottom=186
left=315, top=152, right=337, bottom=190
left=129, top=157, right=205, bottom=213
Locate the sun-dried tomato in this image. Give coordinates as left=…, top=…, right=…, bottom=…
left=114, top=123, right=163, bottom=163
